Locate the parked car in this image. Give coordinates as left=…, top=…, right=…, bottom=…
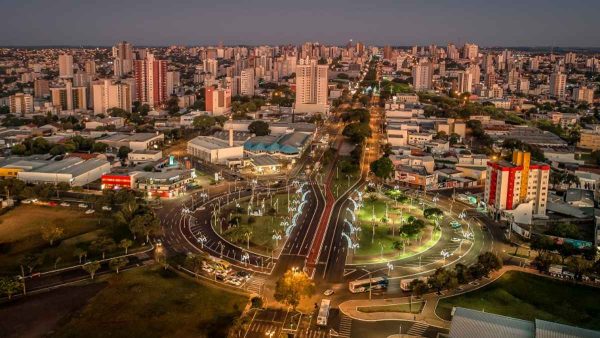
left=323, top=289, right=334, bottom=296
left=102, top=206, right=112, bottom=211
left=85, top=209, right=95, bottom=214
left=78, top=203, right=88, bottom=208
left=60, top=202, right=70, bottom=207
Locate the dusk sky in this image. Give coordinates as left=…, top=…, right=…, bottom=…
left=1, top=0, right=599, bottom=47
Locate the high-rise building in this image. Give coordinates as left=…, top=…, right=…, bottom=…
left=50, top=81, right=87, bottom=111
left=240, top=68, right=255, bottom=96
left=462, top=43, right=478, bottom=60
left=383, top=45, right=393, bottom=60
left=549, top=72, right=567, bottom=99
left=203, top=58, right=218, bottom=76
left=457, top=71, right=473, bottom=93
left=205, top=86, right=232, bottom=115
left=565, top=52, right=577, bottom=65
left=92, top=79, right=132, bottom=115
left=34, top=79, right=49, bottom=98
left=112, top=41, right=134, bottom=77
left=294, top=58, right=328, bottom=113
left=412, top=61, right=433, bottom=91
left=484, top=151, right=549, bottom=224
left=58, top=53, right=74, bottom=79
left=134, top=53, right=167, bottom=108
left=573, top=86, right=594, bottom=104
left=447, top=44, right=459, bottom=60
left=85, top=60, right=96, bottom=76
left=166, top=71, right=180, bottom=95
left=529, top=56, right=540, bottom=71
left=9, top=93, right=34, bottom=114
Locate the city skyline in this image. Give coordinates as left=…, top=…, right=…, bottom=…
left=1, top=0, right=599, bottom=47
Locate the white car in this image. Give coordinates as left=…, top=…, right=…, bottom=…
left=60, top=202, right=70, bottom=207
left=85, top=209, right=95, bottom=214
left=102, top=206, right=112, bottom=211
left=451, top=238, right=462, bottom=242
left=323, top=289, right=334, bottom=296
left=78, top=203, right=88, bottom=208
left=22, top=198, right=38, bottom=204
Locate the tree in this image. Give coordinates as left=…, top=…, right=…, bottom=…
left=427, top=268, right=456, bottom=294
left=92, top=142, right=108, bottom=153
left=342, top=122, right=371, bottom=143
left=186, top=253, right=206, bottom=278
left=477, top=252, right=502, bottom=276
left=567, top=256, right=592, bottom=281
left=248, top=120, right=270, bottom=136
left=109, top=257, right=128, bottom=274
left=117, top=146, right=131, bottom=160
left=83, top=261, right=101, bottom=279
left=423, top=208, right=443, bottom=221
left=0, top=277, right=21, bottom=300
left=165, top=95, right=180, bottom=115
left=119, top=238, right=133, bottom=254
left=73, top=248, right=87, bottom=264
left=557, top=243, right=577, bottom=264
left=41, top=224, right=64, bottom=246
left=408, top=279, right=428, bottom=298
left=370, top=156, right=394, bottom=179
left=274, top=269, right=315, bottom=310
left=453, top=263, right=469, bottom=284
left=193, top=115, right=216, bottom=133
left=91, top=237, right=116, bottom=259
left=130, top=214, right=161, bottom=243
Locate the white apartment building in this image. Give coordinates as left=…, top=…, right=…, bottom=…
left=294, top=58, right=328, bottom=114
left=92, top=80, right=132, bottom=115
left=9, top=93, right=34, bottom=114
left=549, top=72, right=567, bottom=99
left=240, top=68, right=255, bottom=96
left=484, top=151, right=550, bottom=224
left=58, top=53, right=73, bottom=79
left=573, top=86, right=594, bottom=104
left=412, top=61, right=433, bottom=91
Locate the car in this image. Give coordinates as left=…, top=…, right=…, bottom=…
left=469, top=281, right=480, bottom=286
left=451, top=238, right=462, bottom=242
left=323, top=289, right=334, bottom=296
left=22, top=198, right=38, bottom=204
left=60, top=202, right=70, bottom=207
left=78, top=203, right=88, bottom=208
left=236, top=271, right=250, bottom=279
left=102, top=206, right=112, bottom=211
left=85, top=209, right=95, bottom=214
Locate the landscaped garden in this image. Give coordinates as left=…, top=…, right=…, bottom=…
left=220, top=191, right=296, bottom=255
left=357, top=301, right=425, bottom=314
left=349, top=189, right=442, bottom=264
left=436, top=270, right=600, bottom=330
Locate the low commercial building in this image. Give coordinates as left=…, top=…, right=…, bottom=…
left=97, top=132, right=164, bottom=151
left=247, top=155, right=283, bottom=175
left=187, top=133, right=244, bottom=164
left=101, top=169, right=195, bottom=198
left=578, top=126, right=600, bottom=151
left=244, top=132, right=311, bottom=158
left=17, top=157, right=111, bottom=186
left=128, top=149, right=163, bottom=164
left=449, top=307, right=599, bottom=338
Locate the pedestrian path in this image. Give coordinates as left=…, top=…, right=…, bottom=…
left=407, top=322, right=429, bottom=337
left=338, top=314, right=352, bottom=337
left=244, top=276, right=266, bottom=294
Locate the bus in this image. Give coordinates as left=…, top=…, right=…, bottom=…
left=348, top=277, right=389, bottom=293
left=316, top=299, right=331, bottom=326
left=400, top=277, right=427, bottom=292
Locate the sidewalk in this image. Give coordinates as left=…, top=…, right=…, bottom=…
left=338, top=265, right=534, bottom=328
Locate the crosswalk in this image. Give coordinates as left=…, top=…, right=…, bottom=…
left=244, top=276, right=266, bottom=294
left=407, top=322, right=429, bottom=337
left=338, top=314, right=352, bottom=337
left=246, top=320, right=281, bottom=337
left=297, top=329, right=329, bottom=338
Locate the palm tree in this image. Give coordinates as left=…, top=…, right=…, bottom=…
left=73, top=248, right=87, bottom=264
left=119, top=239, right=133, bottom=254
left=109, top=257, right=128, bottom=274
left=82, top=261, right=101, bottom=279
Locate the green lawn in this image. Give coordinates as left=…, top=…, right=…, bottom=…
left=357, top=301, right=425, bottom=314
left=0, top=205, right=115, bottom=274
left=353, top=225, right=440, bottom=263
left=436, top=271, right=600, bottom=330
left=53, top=266, right=248, bottom=338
